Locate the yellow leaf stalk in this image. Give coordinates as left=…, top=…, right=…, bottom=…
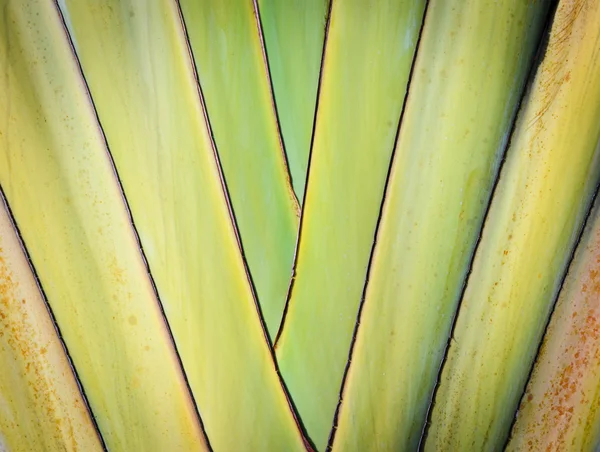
left=0, top=196, right=103, bottom=452
left=178, top=0, right=300, bottom=337
left=58, top=0, right=310, bottom=450
left=426, top=0, right=600, bottom=448
left=0, top=1, right=209, bottom=449
left=330, top=0, right=550, bottom=450
left=507, top=197, right=600, bottom=451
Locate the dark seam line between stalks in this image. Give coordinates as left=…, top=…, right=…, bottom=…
left=273, top=0, right=333, bottom=349
left=53, top=1, right=212, bottom=449
left=251, top=0, right=300, bottom=211
left=417, top=1, right=560, bottom=449
left=173, top=2, right=314, bottom=450
left=0, top=185, right=108, bottom=452
left=324, top=1, right=432, bottom=450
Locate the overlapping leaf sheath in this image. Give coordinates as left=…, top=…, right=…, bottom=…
left=274, top=0, right=426, bottom=448
left=178, top=0, right=299, bottom=338
left=59, top=1, right=308, bottom=450
left=426, top=0, right=600, bottom=449
left=507, top=199, right=600, bottom=451
left=329, top=1, right=550, bottom=450
left=257, top=0, right=329, bottom=199
left=0, top=197, right=102, bottom=452
left=0, top=1, right=208, bottom=450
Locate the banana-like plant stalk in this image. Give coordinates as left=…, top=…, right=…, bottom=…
left=426, top=0, right=600, bottom=448
left=0, top=1, right=208, bottom=449
left=57, top=0, right=309, bottom=450
left=3, top=1, right=600, bottom=451
left=178, top=0, right=300, bottom=338
left=507, top=196, right=600, bottom=451
left=274, top=0, right=426, bottom=448
left=329, top=0, right=550, bottom=450
left=257, top=0, right=329, bottom=199
left=0, top=195, right=103, bottom=452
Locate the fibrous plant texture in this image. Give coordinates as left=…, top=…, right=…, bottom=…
left=1, top=0, right=600, bottom=451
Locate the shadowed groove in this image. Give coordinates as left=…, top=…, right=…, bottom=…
left=273, top=0, right=333, bottom=349
left=52, top=1, right=212, bottom=449
left=323, top=1, right=431, bottom=448
left=0, top=184, right=107, bottom=452
left=173, top=1, right=313, bottom=449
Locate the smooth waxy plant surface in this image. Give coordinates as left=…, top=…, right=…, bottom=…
left=1, top=0, right=600, bottom=451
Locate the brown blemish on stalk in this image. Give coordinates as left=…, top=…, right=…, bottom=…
left=527, top=0, right=587, bottom=133
left=0, top=247, right=82, bottom=450
left=516, top=231, right=600, bottom=450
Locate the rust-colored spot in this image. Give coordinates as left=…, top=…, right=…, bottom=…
left=0, top=241, right=85, bottom=446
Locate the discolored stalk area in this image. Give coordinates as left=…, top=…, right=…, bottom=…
left=425, top=0, right=600, bottom=448
left=507, top=195, right=600, bottom=451
left=0, top=1, right=208, bottom=449
left=0, top=193, right=103, bottom=452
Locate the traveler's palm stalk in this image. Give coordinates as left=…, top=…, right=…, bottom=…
left=507, top=197, right=600, bottom=451
left=275, top=1, right=426, bottom=447
left=426, top=0, right=600, bottom=448
left=57, top=1, right=306, bottom=451
left=0, top=201, right=102, bottom=451
left=330, top=0, right=549, bottom=450
left=178, top=0, right=300, bottom=339
left=256, top=0, right=328, bottom=199
left=1, top=0, right=600, bottom=452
